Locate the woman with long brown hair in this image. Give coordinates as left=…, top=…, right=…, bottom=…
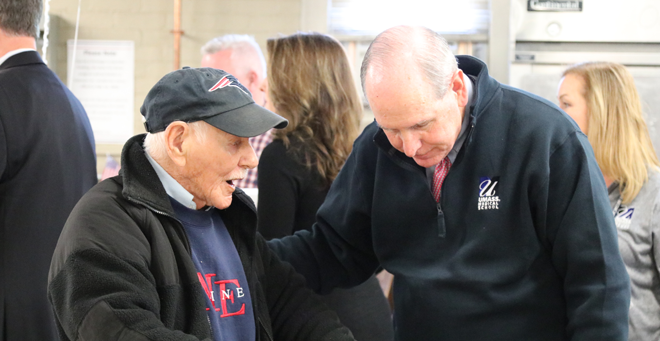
left=257, top=32, right=394, bottom=341
left=558, top=61, right=660, bottom=341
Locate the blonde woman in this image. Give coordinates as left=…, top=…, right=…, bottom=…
left=558, top=61, right=660, bottom=341
left=257, top=33, right=394, bottom=341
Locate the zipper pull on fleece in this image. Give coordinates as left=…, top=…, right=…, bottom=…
left=436, top=203, right=446, bottom=238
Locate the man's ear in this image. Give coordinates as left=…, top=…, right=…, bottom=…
left=164, top=122, right=189, bottom=167
left=451, top=70, right=469, bottom=108
left=246, top=70, right=260, bottom=88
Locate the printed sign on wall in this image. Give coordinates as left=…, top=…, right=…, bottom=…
left=528, top=0, right=583, bottom=12
left=67, top=40, right=134, bottom=144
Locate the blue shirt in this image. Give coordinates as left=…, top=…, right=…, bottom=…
left=170, top=198, right=256, bottom=341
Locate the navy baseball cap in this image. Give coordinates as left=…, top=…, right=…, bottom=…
left=140, top=67, right=287, bottom=137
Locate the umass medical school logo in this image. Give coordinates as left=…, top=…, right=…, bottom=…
left=478, top=176, right=500, bottom=210
left=614, top=206, right=635, bottom=230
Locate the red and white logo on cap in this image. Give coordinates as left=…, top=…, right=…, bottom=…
left=208, top=76, right=249, bottom=96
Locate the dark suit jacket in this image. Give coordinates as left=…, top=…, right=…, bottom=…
left=0, top=51, right=97, bottom=341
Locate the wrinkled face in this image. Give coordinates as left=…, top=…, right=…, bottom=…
left=184, top=125, right=258, bottom=209
left=557, top=73, right=589, bottom=134
left=366, top=70, right=465, bottom=168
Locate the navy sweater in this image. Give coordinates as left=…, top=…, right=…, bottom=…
left=270, top=56, right=630, bottom=341
left=171, top=198, right=255, bottom=341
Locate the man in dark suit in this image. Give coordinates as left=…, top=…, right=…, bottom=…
left=0, top=0, right=97, bottom=339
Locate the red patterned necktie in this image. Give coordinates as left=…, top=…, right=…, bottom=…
left=432, top=158, right=452, bottom=202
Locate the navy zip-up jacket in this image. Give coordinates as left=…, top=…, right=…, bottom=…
left=269, top=56, right=630, bottom=341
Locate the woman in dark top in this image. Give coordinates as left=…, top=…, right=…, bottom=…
left=257, top=33, right=394, bottom=341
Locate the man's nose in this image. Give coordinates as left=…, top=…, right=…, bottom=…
left=400, top=132, right=421, bottom=158
left=241, top=144, right=259, bottom=169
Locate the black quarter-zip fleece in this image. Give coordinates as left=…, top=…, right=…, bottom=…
left=270, top=55, right=630, bottom=341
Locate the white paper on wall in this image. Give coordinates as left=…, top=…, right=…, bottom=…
left=67, top=40, right=134, bottom=144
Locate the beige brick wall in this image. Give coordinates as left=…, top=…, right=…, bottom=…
left=46, top=0, right=306, bottom=175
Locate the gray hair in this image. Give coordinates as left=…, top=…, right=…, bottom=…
left=144, top=121, right=212, bottom=161
left=0, top=0, right=42, bottom=39
left=200, top=34, right=266, bottom=78
left=360, top=26, right=458, bottom=99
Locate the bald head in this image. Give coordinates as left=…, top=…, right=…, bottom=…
left=360, top=26, right=457, bottom=100
left=361, top=26, right=468, bottom=168
left=201, top=35, right=267, bottom=106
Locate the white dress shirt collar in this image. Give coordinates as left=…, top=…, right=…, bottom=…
left=144, top=151, right=197, bottom=210
left=0, top=48, right=36, bottom=67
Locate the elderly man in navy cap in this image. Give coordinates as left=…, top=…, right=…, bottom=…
left=47, top=67, right=355, bottom=341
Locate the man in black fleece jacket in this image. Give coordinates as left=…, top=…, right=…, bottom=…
left=269, top=26, right=630, bottom=340
left=48, top=67, right=355, bottom=341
